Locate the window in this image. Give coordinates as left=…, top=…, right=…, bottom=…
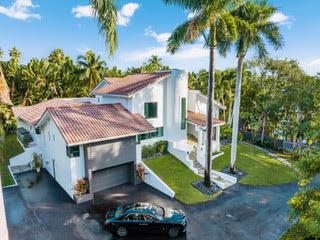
left=35, top=128, right=41, bottom=135
left=142, top=214, right=158, bottom=222
left=181, top=97, right=186, bottom=129
left=66, top=146, right=80, bottom=157
left=137, top=127, right=164, bottom=142
left=144, top=102, right=158, bottom=119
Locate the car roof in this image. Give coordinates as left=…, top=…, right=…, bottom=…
left=121, top=202, right=159, bottom=215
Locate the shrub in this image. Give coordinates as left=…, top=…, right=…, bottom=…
left=155, top=140, right=168, bottom=154
left=221, top=126, right=232, bottom=139
left=142, top=140, right=169, bottom=159
left=142, top=145, right=156, bottom=159
left=74, top=178, right=89, bottom=196
left=32, top=153, right=43, bottom=173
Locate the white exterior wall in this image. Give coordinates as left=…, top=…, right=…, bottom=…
left=131, top=79, right=164, bottom=128
left=140, top=161, right=175, bottom=198
left=188, top=90, right=219, bottom=118
left=163, top=69, right=188, bottom=142
left=41, top=119, right=85, bottom=198
left=100, top=95, right=132, bottom=112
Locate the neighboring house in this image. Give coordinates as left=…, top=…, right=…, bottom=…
left=11, top=69, right=233, bottom=201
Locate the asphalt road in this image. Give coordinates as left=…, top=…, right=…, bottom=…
left=3, top=170, right=305, bottom=240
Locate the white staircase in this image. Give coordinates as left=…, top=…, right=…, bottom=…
left=192, top=158, right=237, bottom=189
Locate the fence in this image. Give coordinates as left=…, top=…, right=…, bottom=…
left=241, top=131, right=308, bottom=152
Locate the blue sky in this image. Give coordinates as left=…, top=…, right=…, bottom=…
left=0, top=0, right=320, bottom=75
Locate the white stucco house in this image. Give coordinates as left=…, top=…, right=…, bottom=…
left=11, top=69, right=235, bottom=202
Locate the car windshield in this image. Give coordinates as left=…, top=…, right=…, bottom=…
left=152, top=204, right=165, bottom=216
left=115, top=204, right=134, bottom=216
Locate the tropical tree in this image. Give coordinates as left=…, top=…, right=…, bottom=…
left=141, top=55, right=169, bottom=72
left=77, top=50, right=106, bottom=91
left=0, top=48, right=12, bottom=105
left=91, top=0, right=118, bottom=56
left=6, top=47, right=21, bottom=100
left=221, top=1, right=283, bottom=173
left=164, top=0, right=238, bottom=187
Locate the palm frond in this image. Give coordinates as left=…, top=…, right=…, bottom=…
left=91, top=0, right=118, bottom=56
left=167, top=11, right=208, bottom=53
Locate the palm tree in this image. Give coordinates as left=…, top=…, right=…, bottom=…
left=6, top=47, right=21, bottom=99
left=91, top=0, right=118, bottom=56
left=77, top=50, right=106, bottom=91
left=164, top=0, right=238, bottom=187
left=220, top=1, right=283, bottom=173
left=0, top=48, right=12, bottom=105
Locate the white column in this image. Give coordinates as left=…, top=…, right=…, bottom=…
left=216, top=126, right=220, bottom=152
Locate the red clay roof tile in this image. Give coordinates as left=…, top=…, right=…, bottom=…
left=187, top=110, right=225, bottom=127
left=46, top=103, right=155, bottom=145
left=93, top=71, right=171, bottom=96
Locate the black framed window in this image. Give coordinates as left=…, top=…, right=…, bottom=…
left=181, top=97, right=186, bottom=129
left=137, top=127, right=164, bottom=142
left=144, top=102, right=158, bottom=119
left=66, top=145, right=80, bottom=157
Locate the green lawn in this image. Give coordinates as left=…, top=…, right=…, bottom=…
left=144, top=154, right=221, bottom=204
left=0, top=135, right=24, bottom=186
left=213, top=143, right=298, bottom=185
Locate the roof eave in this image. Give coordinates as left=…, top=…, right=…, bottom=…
left=66, top=129, right=156, bottom=147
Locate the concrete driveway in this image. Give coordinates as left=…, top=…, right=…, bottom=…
left=3, top=170, right=301, bottom=240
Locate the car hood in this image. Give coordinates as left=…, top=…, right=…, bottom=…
left=164, top=208, right=185, bottom=221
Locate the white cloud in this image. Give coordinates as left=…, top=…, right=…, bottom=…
left=117, top=3, right=140, bottom=26
left=72, top=2, right=140, bottom=26
left=303, top=58, right=320, bottom=75
left=0, top=0, right=40, bottom=20
left=144, top=27, right=170, bottom=44
left=269, top=12, right=291, bottom=25
left=309, top=58, right=320, bottom=67
left=125, top=44, right=208, bottom=62
left=72, top=5, right=93, bottom=18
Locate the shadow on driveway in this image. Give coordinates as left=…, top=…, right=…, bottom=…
left=3, top=170, right=303, bottom=240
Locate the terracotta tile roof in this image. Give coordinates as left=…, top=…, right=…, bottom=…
left=12, top=98, right=93, bottom=126
left=187, top=111, right=225, bottom=127
left=93, top=71, right=171, bottom=96
left=46, top=103, right=155, bottom=145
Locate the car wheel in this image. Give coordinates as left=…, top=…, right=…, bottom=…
left=168, top=227, right=179, bottom=238
left=116, top=226, right=128, bottom=237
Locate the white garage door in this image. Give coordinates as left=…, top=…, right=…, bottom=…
left=92, top=163, right=131, bottom=193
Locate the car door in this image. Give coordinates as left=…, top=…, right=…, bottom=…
left=123, top=213, right=141, bottom=233
left=141, top=214, right=163, bottom=234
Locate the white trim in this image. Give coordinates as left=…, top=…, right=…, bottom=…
left=140, top=161, right=175, bottom=198
left=186, top=120, right=225, bottom=129
left=66, top=130, right=156, bottom=147
left=89, top=79, right=109, bottom=95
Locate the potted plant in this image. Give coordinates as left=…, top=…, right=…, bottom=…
left=73, top=178, right=92, bottom=204
left=136, top=163, right=145, bottom=182
left=32, top=153, right=43, bottom=173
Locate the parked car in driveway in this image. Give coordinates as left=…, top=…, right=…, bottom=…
left=104, top=202, right=187, bottom=237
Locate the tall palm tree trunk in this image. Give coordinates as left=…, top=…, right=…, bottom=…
left=204, top=26, right=216, bottom=187
left=230, top=56, right=244, bottom=173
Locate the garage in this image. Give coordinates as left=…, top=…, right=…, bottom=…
left=92, top=163, right=133, bottom=193
left=86, top=136, right=137, bottom=193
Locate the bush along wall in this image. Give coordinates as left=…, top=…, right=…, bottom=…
left=142, top=141, right=168, bottom=159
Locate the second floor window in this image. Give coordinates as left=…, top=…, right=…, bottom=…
left=144, top=102, right=157, bottom=119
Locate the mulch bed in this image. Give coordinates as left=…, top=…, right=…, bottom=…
left=222, top=167, right=246, bottom=180
left=192, top=180, right=221, bottom=196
